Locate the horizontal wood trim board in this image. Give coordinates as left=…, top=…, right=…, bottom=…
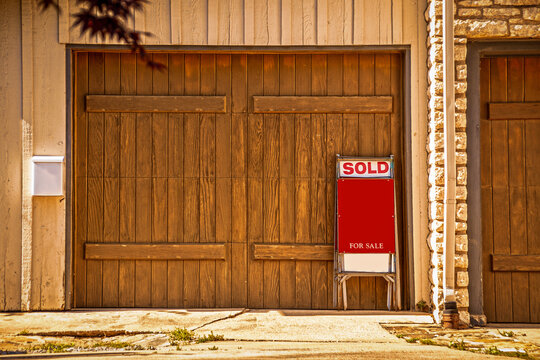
left=488, top=102, right=540, bottom=120
left=85, top=243, right=227, bottom=260
left=86, top=95, right=227, bottom=113
left=252, top=244, right=334, bottom=260
left=492, top=255, right=540, bottom=271
left=253, top=96, right=393, bottom=113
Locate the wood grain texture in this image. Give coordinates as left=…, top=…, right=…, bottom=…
left=85, top=243, right=228, bottom=260
left=253, top=96, right=392, bottom=113
left=74, top=52, right=404, bottom=310
left=86, top=95, right=226, bottom=113
left=253, top=244, right=333, bottom=260
left=481, top=56, right=540, bottom=323
left=64, top=0, right=402, bottom=46
left=489, top=102, right=540, bottom=120
left=492, top=255, right=540, bottom=272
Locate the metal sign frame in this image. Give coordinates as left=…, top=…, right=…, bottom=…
left=333, top=155, right=401, bottom=310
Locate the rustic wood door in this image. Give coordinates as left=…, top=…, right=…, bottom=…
left=481, top=56, right=540, bottom=323
left=72, top=52, right=405, bottom=309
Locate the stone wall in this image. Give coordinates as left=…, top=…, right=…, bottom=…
left=425, top=0, right=540, bottom=324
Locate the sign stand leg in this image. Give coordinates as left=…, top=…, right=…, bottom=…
left=342, top=277, right=348, bottom=310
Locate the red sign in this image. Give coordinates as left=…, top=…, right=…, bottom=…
left=337, top=178, right=395, bottom=254
left=338, top=160, right=392, bottom=178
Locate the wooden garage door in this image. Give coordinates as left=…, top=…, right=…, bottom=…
left=481, top=56, right=540, bottom=323
left=72, top=52, right=405, bottom=309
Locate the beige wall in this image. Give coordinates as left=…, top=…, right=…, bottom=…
left=21, top=0, right=67, bottom=310
left=0, top=0, right=22, bottom=311
left=1, top=0, right=429, bottom=310
left=61, top=0, right=408, bottom=46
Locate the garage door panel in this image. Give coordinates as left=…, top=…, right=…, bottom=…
left=74, top=52, right=405, bottom=309
left=481, top=55, right=540, bottom=322
left=525, top=120, right=540, bottom=185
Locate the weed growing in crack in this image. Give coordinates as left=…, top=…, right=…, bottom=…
left=91, top=341, right=143, bottom=350
left=196, top=332, right=225, bottom=343
left=169, top=328, right=225, bottom=346
left=208, top=345, right=219, bottom=350
left=31, top=342, right=75, bottom=353
left=169, top=328, right=196, bottom=346
left=420, top=339, right=435, bottom=345
left=498, top=330, right=516, bottom=338
left=405, top=337, right=419, bottom=343
left=449, top=339, right=467, bottom=351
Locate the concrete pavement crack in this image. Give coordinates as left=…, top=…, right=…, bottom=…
left=190, top=308, right=249, bottom=332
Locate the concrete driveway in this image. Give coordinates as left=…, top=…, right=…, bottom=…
left=0, top=309, right=535, bottom=359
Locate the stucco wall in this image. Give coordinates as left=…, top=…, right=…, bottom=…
left=425, top=0, right=540, bottom=324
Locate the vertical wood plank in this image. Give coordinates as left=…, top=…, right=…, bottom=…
left=311, top=54, right=328, bottom=309
left=267, top=0, right=281, bottom=45
left=86, top=52, right=104, bottom=308
left=181, top=0, right=207, bottom=44
left=390, top=53, right=406, bottom=308
left=86, top=178, right=103, bottom=307
left=343, top=0, right=353, bottom=45
left=218, top=0, right=232, bottom=45
left=207, top=0, right=219, bottom=45
left=167, top=54, right=184, bottom=307
left=342, top=53, right=361, bottom=309
left=490, top=57, right=512, bottom=322
left=303, top=0, right=317, bottom=45
left=279, top=54, right=296, bottom=308
left=183, top=54, right=201, bottom=308
left=363, top=0, right=380, bottom=44
left=143, top=0, right=171, bottom=44
left=134, top=54, right=152, bottom=307
left=480, top=58, right=495, bottom=321
left=353, top=0, right=364, bottom=44
left=281, top=0, right=291, bottom=45
left=74, top=52, right=88, bottom=307
left=230, top=0, right=244, bottom=45
left=524, top=56, right=540, bottom=323
left=102, top=53, right=120, bottom=308
left=150, top=54, right=169, bottom=308
left=326, top=54, right=343, bottom=308
left=358, top=53, right=376, bottom=309
left=244, top=0, right=255, bottom=44
left=392, top=0, right=403, bottom=44
left=327, top=0, right=344, bottom=45
left=507, top=57, right=529, bottom=323
left=247, top=55, right=264, bottom=308
left=167, top=177, right=184, bottom=307
left=231, top=107, right=248, bottom=306
left=379, top=0, right=392, bottom=44
left=374, top=53, right=391, bottom=309
left=317, top=0, right=328, bottom=45
left=295, top=54, right=312, bottom=309
left=216, top=54, right=232, bottom=307
left=263, top=54, right=280, bottom=308
left=253, top=0, right=268, bottom=45
left=200, top=54, right=217, bottom=308
left=231, top=55, right=247, bottom=113
left=118, top=53, right=136, bottom=307
left=170, top=0, right=182, bottom=44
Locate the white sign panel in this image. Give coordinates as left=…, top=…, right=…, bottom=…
left=338, top=160, right=392, bottom=178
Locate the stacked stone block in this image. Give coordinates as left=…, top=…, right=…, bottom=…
left=426, top=0, right=540, bottom=325
left=426, top=0, right=470, bottom=324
